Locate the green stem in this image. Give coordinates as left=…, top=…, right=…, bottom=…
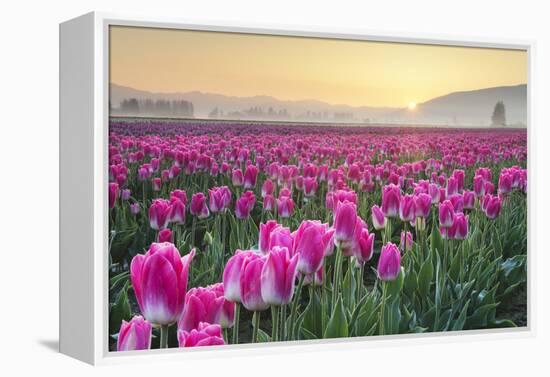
left=332, top=243, right=343, bottom=310
left=271, top=305, right=279, bottom=342
left=379, top=282, right=388, bottom=336
left=233, top=303, right=241, bottom=344
left=160, top=325, right=169, bottom=349
left=280, top=304, right=286, bottom=341
left=252, top=311, right=261, bottom=343
left=356, top=263, right=364, bottom=306
left=289, top=275, right=305, bottom=340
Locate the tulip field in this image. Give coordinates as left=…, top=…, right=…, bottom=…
left=108, top=119, right=527, bottom=351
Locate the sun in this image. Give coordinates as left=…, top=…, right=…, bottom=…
left=408, top=102, right=417, bottom=110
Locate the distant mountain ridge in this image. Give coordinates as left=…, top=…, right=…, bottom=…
left=110, top=83, right=527, bottom=127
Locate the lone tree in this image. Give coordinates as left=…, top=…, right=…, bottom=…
left=491, top=101, right=506, bottom=126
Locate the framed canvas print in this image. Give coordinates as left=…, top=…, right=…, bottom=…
left=60, top=12, right=532, bottom=365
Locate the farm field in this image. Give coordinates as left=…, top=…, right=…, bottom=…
left=108, top=119, right=527, bottom=351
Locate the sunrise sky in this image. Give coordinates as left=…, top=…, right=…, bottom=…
left=109, top=26, right=527, bottom=108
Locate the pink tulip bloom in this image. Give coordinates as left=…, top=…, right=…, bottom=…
left=261, top=246, right=299, bottom=306
left=354, top=225, right=375, bottom=266
left=438, top=200, right=455, bottom=228
left=400, top=231, right=413, bottom=252
left=244, top=165, right=259, bottom=189
left=223, top=250, right=259, bottom=303
left=268, top=225, right=294, bottom=252
left=303, top=177, right=318, bottom=197
left=190, top=192, right=210, bottom=219
left=117, top=315, right=152, bottom=352
left=450, top=213, right=469, bottom=240
left=263, top=194, right=275, bottom=212
left=130, top=244, right=195, bottom=326
left=446, top=176, right=458, bottom=197
left=169, top=198, right=186, bottom=224
left=178, top=286, right=224, bottom=332
left=473, top=175, right=485, bottom=197
left=240, top=255, right=270, bottom=311
left=277, top=196, right=295, bottom=218
left=121, top=188, right=131, bottom=201
left=130, top=203, right=141, bottom=215
left=235, top=192, right=255, bottom=219
left=377, top=243, right=401, bottom=281
left=109, top=182, right=119, bottom=209
left=158, top=228, right=173, bottom=243
left=209, top=186, right=232, bottom=213
left=484, top=195, right=502, bottom=220
left=414, top=193, right=432, bottom=218
left=452, top=169, right=465, bottom=192
left=232, top=169, right=244, bottom=187
left=209, top=283, right=235, bottom=328
left=371, top=204, right=387, bottom=230
left=178, top=322, right=225, bottom=347
left=463, top=190, right=475, bottom=210
left=428, top=183, right=441, bottom=204
left=448, top=194, right=464, bottom=213
left=170, top=189, right=188, bottom=206
left=498, top=172, right=513, bottom=194
left=152, top=177, right=162, bottom=192
left=149, top=199, right=171, bottom=230
left=381, top=184, right=401, bottom=218
left=399, top=194, right=416, bottom=222
left=259, top=220, right=280, bottom=254
left=294, top=220, right=328, bottom=275
left=261, top=179, right=275, bottom=198
left=334, top=200, right=357, bottom=244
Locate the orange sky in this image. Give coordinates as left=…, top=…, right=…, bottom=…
left=109, top=26, right=527, bottom=108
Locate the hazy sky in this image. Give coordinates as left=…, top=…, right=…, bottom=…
left=110, top=26, right=527, bottom=108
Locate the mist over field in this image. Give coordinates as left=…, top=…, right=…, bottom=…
left=110, top=83, right=527, bottom=127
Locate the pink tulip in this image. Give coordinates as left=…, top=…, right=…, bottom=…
left=414, top=193, right=432, bottom=218
left=232, top=169, right=244, bottom=187
left=117, top=315, right=152, bottom=352
left=303, top=177, right=318, bottom=197
left=473, top=175, right=485, bottom=197
left=244, top=165, right=259, bottom=189
left=268, top=225, right=294, bottom=252
left=170, top=189, right=187, bottom=206
left=377, top=243, right=401, bottom=281
left=130, top=243, right=195, bottom=325
left=463, top=190, right=475, bottom=210
left=263, top=194, right=275, bottom=212
left=121, top=188, right=131, bottom=201
left=235, top=192, right=255, bottom=219
left=158, top=228, right=173, bottom=243
left=152, top=177, right=162, bottom=191
left=294, top=220, right=328, bottom=275
left=498, top=172, right=513, bottom=194
left=178, top=286, right=224, bottom=332
left=450, top=213, right=469, bottom=240
left=261, top=179, right=275, bottom=198
left=209, top=186, right=232, bottom=213
left=240, top=255, right=270, bottom=311
left=399, top=194, right=416, bottom=222
left=446, top=177, right=458, bottom=197
left=190, top=192, right=210, bottom=219
left=109, top=182, right=119, bottom=209
left=149, top=199, right=171, bottom=230
left=169, top=197, right=186, bottom=224
left=277, top=196, right=295, bottom=218
left=261, top=246, right=299, bottom=305
left=130, top=203, right=141, bottom=215
left=484, top=195, right=502, bottom=220
left=448, top=194, right=464, bottom=213
left=208, top=283, right=235, bottom=328
left=178, top=322, right=225, bottom=347
left=354, top=225, right=375, bottom=266
left=400, top=231, right=413, bottom=252
left=223, top=250, right=258, bottom=303
left=381, top=184, right=401, bottom=218
left=438, top=200, right=455, bottom=228
left=334, top=200, right=357, bottom=244
left=259, top=220, right=280, bottom=254
left=371, top=204, right=387, bottom=230
left=428, top=183, right=441, bottom=204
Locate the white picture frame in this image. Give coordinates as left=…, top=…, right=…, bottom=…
left=59, top=11, right=535, bottom=365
